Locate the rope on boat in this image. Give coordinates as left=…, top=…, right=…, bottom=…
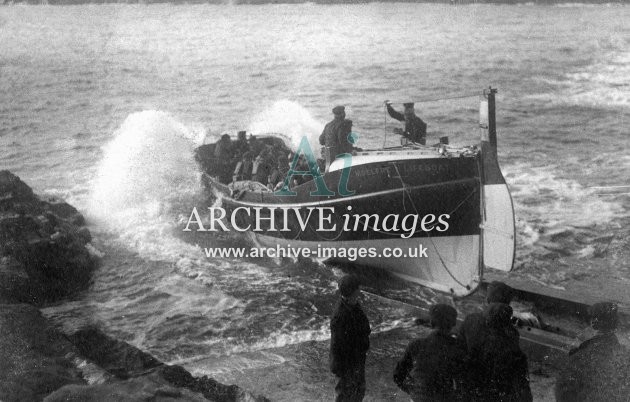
left=391, top=163, right=471, bottom=290
left=385, top=91, right=481, bottom=105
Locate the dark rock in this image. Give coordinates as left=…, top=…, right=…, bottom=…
left=44, top=373, right=208, bottom=402
left=68, top=326, right=270, bottom=401
left=69, top=327, right=162, bottom=379
left=0, top=170, right=97, bottom=304
left=0, top=304, right=84, bottom=401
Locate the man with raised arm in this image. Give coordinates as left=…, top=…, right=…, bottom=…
left=384, top=101, right=427, bottom=145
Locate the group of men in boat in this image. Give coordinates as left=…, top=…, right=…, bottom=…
left=208, top=101, right=428, bottom=189
left=330, top=275, right=628, bottom=402
left=211, top=130, right=303, bottom=190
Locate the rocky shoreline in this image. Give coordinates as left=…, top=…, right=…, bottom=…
left=0, top=170, right=268, bottom=402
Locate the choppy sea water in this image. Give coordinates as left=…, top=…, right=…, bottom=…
left=1, top=2, right=629, bottom=397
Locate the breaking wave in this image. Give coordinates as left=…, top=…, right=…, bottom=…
left=88, top=110, right=206, bottom=261
left=247, top=100, right=324, bottom=152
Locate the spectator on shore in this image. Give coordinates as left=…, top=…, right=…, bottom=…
left=394, top=303, right=467, bottom=402
left=477, top=303, right=532, bottom=402
left=330, top=275, right=371, bottom=402
left=458, top=281, right=519, bottom=400
left=555, top=301, right=630, bottom=402
left=459, top=281, right=518, bottom=353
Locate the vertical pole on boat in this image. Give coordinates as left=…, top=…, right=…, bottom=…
left=487, top=87, right=497, bottom=149
left=479, top=87, right=516, bottom=273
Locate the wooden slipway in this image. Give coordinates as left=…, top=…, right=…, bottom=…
left=366, top=275, right=628, bottom=369
left=482, top=274, right=630, bottom=327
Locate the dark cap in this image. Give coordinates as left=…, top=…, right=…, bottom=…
left=403, top=102, right=414, bottom=108
left=332, top=105, right=345, bottom=115
left=486, top=281, right=514, bottom=304
left=429, top=304, right=457, bottom=330
left=486, top=303, right=513, bottom=329
left=590, top=302, right=618, bottom=332
left=338, top=275, right=360, bottom=297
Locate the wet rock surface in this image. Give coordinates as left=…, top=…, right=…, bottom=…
left=0, top=171, right=268, bottom=402
left=0, top=170, right=96, bottom=304
left=67, top=327, right=270, bottom=402
left=0, top=304, right=84, bottom=402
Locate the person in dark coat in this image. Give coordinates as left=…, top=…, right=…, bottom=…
left=458, top=281, right=519, bottom=400
left=330, top=275, right=371, bottom=402
left=214, top=134, right=234, bottom=183
left=267, top=154, right=289, bottom=191
left=477, top=303, right=532, bottom=402
left=394, top=304, right=467, bottom=402
left=319, top=106, right=353, bottom=172
left=385, top=101, right=427, bottom=145
left=232, top=130, right=250, bottom=161
left=233, top=151, right=254, bottom=182
left=252, top=145, right=274, bottom=184
left=555, top=302, right=630, bottom=402
left=459, top=281, right=518, bottom=354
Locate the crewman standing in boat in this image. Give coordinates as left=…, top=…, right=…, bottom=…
left=319, top=105, right=353, bottom=171
left=384, top=101, right=427, bottom=145
left=330, top=275, right=371, bottom=401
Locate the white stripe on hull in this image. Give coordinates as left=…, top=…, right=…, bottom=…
left=252, top=234, right=481, bottom=297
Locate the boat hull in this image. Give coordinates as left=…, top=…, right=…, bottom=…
left=204, top=151, right=483, bottom=296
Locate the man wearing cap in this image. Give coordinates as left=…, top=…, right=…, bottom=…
left=330, top=275, right=371, bottom=401
left=477, top=303, right=532, bottom=402
left=555, top=301, right=630, bottom=402
left=458, top=281, right=518, bottom=354
left=458, top=281, right=518, bottom=400
left=319, top=106, right=353, bottom=172
left=385, top=101, right=427, bottom=145
left=394, top=303, right=467, bottom=401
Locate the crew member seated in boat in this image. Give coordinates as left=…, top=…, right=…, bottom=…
left=267, top=154, right=289, bottom=191
left=214, top=133, right=234, bottom=183
left=233, top=151, right=254, bottom=182
left=232, top=130, right=250, bottom=163
left=248, top=135, right=263, bottom=158
left=384, top=101, right=427, bottom=145
left=319, top=105, right=353, bottom=172
left=555, top=302, right=630, bottom=402
left=394, top=304, right=467, bottom=401
left=253, top=146, right=275, bottom=184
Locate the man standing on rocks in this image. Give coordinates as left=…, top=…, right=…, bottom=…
left=393, top=303, right=467, bottom=401
left=458, top=281, right=519, bottom=400
left=329, top=275, right=371, bottom=402
left=555, top=301, right=630, bottom=402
